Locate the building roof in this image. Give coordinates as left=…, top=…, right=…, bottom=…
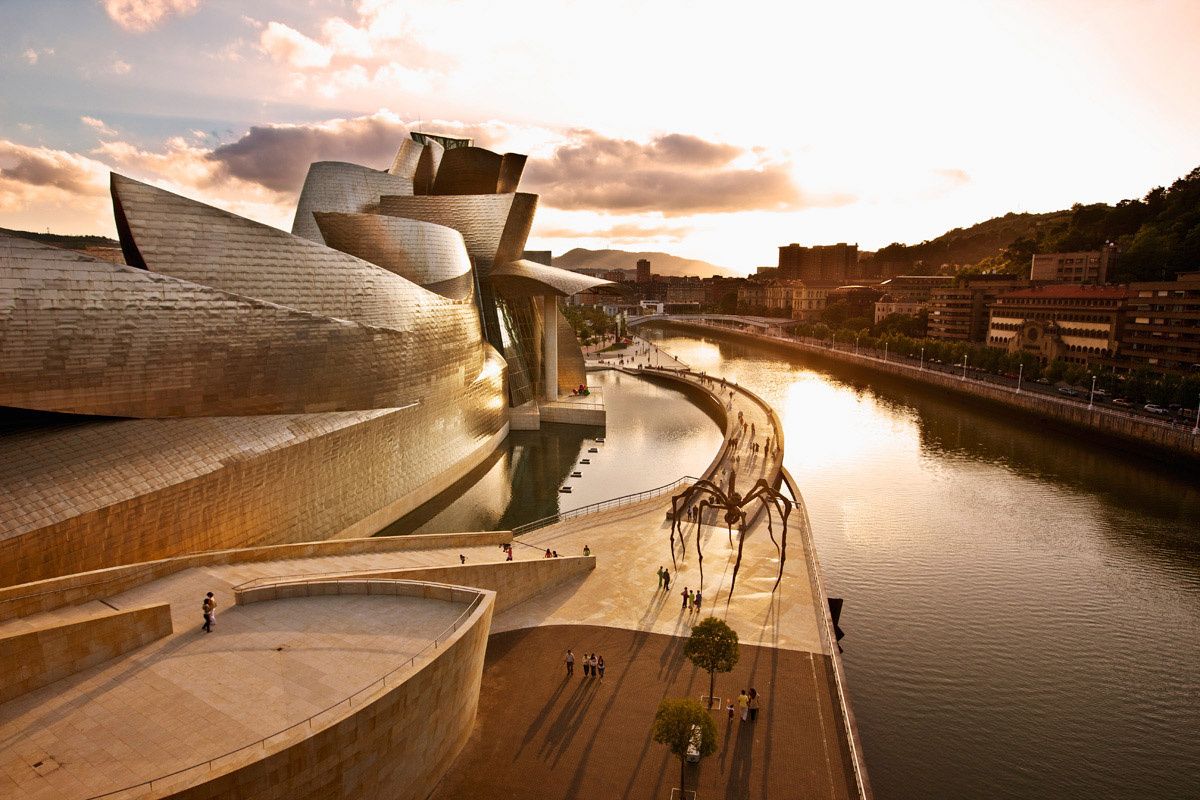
left=489, top=259, right=623, bottom=297
left=997, top=284, right=1129, bottom=300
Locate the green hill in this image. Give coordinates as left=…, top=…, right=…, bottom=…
left=0, top=226, right=119, bottom=250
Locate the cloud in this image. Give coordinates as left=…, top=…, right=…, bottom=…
left=111, top=58, right=132, bottom=75
left=102, top=0, right=200, bottom=32
left=259, top=21, right=332, bottom=69
left=934, top=168, right=970, bottom=187
left=205, top=111, right=411, bottom=192
left=523, top=130, right=808, bottom=215
left=0, top=140, right=111, bottom=199
left=81, top=116, right=118, bottom=137
left=23, top=48, right=39, bottom=65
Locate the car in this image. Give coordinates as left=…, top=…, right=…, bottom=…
left=1112, top=398, right=1133, bottom=407
left=1057, top=387, right=1080, bottom=397
left=1035, top=378, right=1051, bottom=385
left=1143, top=404, right=1169, bottom=415
left=1093, top=389, right=1110, bottom=397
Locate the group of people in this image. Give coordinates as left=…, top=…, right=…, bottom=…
left=683, top=505, right=702, bottom=523
left=680, top=586, right=702, bottom=612
left=655, top=565, right=672, bottom=591
left=564, top=649, right=606, bottom=679
left=570, top=384, right=591, bottom=396
left=543, top=548, right=560, bottom=558
left=728, top=688, right=762, bottom=722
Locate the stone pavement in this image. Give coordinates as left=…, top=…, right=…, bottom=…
left=0, top=589, right=468, bottom=799
left=429, top=625, right=856, bottom=800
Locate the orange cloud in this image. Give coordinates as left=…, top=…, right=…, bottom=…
left=102, top=0, right=199, bottom=32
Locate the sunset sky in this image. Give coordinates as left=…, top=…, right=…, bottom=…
left=2, top=0, right=1198, bottom=272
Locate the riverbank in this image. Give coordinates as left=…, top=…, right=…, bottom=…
left=641, top=318, right=1200, bottom=466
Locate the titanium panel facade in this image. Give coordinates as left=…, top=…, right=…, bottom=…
left=291, top=161, right=414, bottom=244
left=377, top=193, right=538, bottom=274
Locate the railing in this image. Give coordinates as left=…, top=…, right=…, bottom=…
left=87, top=580, right=485, bottom=800
left=778, top=468, right=873, bottom=800
left=0, top=563, right=167, bottom=613
left=512, top=476, right=702, bottom=537
left=657, top=318, right=1199, bottom=438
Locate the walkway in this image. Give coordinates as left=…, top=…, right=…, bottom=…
left=429, top=625, right=855, bottom=800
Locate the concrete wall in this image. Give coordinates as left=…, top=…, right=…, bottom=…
left=166, top=582, right=493, bottom=800
left=238, top=556, right=595, bottom=613
left=655, top=319, right=1200, bottom=464
left=0, top=602, right=171, bottom=703
left=0, top=530, right=512, bottom=623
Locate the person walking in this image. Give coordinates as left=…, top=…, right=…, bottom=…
left=597, top=655, right=605, bottom=680
left=749, top=688, right=761, bottom=722
left=544, top=548, right=552, bottom=558
left=565, top=649, right=575, bottom=676
left=506, top=546, right=513, bottom=561
left=738, top=689, right=750, bottom=721
left=583, top=654, right=591, bottom=677
left=583, top=544, right=591, bottom=557
left=681, top=586, right=690, bottom=610
left=663, top=570, right=671, bottom=591
left=459, top=554, right=466, bottom=564
left=727, top=698, right=736, bottom=720
left=589, top=653, right=598, bottom=677
left=657, top=566, right=665, bottom=590
left=201, top=592, right=216, bottom=633
left=695, top=589, right=702, bottom=612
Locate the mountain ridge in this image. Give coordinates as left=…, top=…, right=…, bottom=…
left=553, top=248, right=736, bottom=278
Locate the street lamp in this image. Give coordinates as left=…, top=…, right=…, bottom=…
left=855, top=335, right=860, bottom=355
left=1193, top=392, right=1199, bottom=435
left=920, top=346, right=925, bottom=371
left=884, top=341, right=888, bottom=362
left=961, top=354, right=968, bottom=380
left=1016, top=363, right=1023, bottom=393
left=1088, top=374, right=1097, bottom=409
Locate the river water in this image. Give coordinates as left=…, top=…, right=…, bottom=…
left=642, top=327, right=1200, bottom=800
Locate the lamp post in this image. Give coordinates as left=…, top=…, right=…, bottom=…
left=961, top=354, right=968, bottom=381
left=1088, top=374, right=1097, bottom=409
left=1193, top=393, right=1199, bottom=435
left=920, top=346, right=925, bottom=371
left=855, top=335, right=860, bottom=355
left=884, top=341, right=888, bottom=362
left=1016, top=363, right=1023, bottom=393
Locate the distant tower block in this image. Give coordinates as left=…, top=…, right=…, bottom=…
left=637, top=259, right=651, bottom=283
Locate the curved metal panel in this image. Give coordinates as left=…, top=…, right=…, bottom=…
left=377, top=193, right=538, bottom=273
left=431, top=147, right=503, bottom=195
left=0, top=235, right=444, bottom=417
left=489, top=259, right=619, bottom=297
left=388, top=139, right=424, bottom=181
left=291, top=161, right=413, bottom=244
left=313, top=212, right=474, bottom=301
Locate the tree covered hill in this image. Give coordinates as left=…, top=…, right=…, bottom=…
left=864, top=164, right=1200, bottom=281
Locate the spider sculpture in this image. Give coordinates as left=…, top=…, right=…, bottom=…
left=669, top=470, right=793, bottom=598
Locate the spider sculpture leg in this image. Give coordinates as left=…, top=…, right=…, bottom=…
left=773, top=498, right=792, bottom=592
left=728, top=510, right=750, bottom=598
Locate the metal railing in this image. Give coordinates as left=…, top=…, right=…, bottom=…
left=778, top=468, right=873, bottom=800
left=87, top=581, right=485, bottom=799
left=661, top=318, right=1199, bottom=438
left=512, top=476, right=703, bottom=537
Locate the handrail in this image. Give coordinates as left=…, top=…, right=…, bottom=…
left=656, top=318, right=1199, bottom=437
left=779, top=468, right=873, bottom=800
left=512, top=475, right=703, bottom=536
left=87, top=580, right=485, bottom=799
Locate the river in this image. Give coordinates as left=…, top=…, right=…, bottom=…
left=643, top=326, right=1200, bottom=800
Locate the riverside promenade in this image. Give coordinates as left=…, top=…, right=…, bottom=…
left=637, top=315, right=1200, bottom=464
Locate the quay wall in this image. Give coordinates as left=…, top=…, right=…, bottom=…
left=649, top=319, right=1200, bottom=465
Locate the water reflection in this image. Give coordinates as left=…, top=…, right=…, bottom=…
left=644, top=325, right=1200, bottom=800
left=381, top=369, right=723, bottom=534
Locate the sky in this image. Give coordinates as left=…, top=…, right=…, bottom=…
left=1, top=0, right=1198, bottom=272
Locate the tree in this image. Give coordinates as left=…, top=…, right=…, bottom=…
left=684, top=617, right=740, bottom=709
left=652, top=698, right=718, bottom=795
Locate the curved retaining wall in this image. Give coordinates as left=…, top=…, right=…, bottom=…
left=162, top=579, right=494, bottom=800
left=650, top=319, right=1200, bottom=465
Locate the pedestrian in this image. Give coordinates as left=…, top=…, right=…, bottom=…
left=565, top=649, right=575, bottom=676
left=545, top=548, right=552, bottom=558
left=749, top=688, right=760, bottom=722
left=663, top=570, right=671, bottom=591
left=590, top=653, right=598, bottom=676
left=738, top=689, right=750, bottom=721
left=695, top=589, right=702, bottom=612
left=506, top=546, right=513, bottom=561
left=201, top=591, right=215, bottom=633
left=597, top=656, right=605, bottom=680
left=751, top=422, right=756, bottom=438
left=583, top=654, right=591, bottom=677
left=681, top=586, right=690, bottom=610
left=583, top=544, right=591, bottom=557
left=657, top=566, right=665, bottom=589
left=688, top=589, right=696, bottom=610
left=459, top=554, right=466, bottom=564
left=727, top=698, right=735, bottom=719
left=552, top=550, right=559, bottom=558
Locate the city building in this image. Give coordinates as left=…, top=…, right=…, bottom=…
left=790, top=280, right=842, bottom=322
left=874, top=296, right=927, bottom=324
left=1120, top=271, right=1200, bottom=374
left=873, top=275, right=952, bottom=324
left=778, top=243, right=859, bottom=281
left=826, top=285, right=884, bottom=322
left=928, top=274, right=1030, bottom=341
left=1029, top=244, right=1115, bottom=284
left=636, top=258, right=652, bottom=283
left=986, top=284, right=1128, bottom=366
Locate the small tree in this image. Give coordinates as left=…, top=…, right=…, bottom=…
left=652, top=697, right=718, bottom=795
left=684, top=617, right=740, bottom=709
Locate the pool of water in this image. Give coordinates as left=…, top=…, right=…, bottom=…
left=378, top=368, right=724, bottom=535
left=642, top=326, right=1200, bottom=800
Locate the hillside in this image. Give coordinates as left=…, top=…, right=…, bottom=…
left=554, top=248, right=736, bottom=278
left=0, top=226, right=119, bottom=250
left=863, top=163, right=1200, bottom=281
